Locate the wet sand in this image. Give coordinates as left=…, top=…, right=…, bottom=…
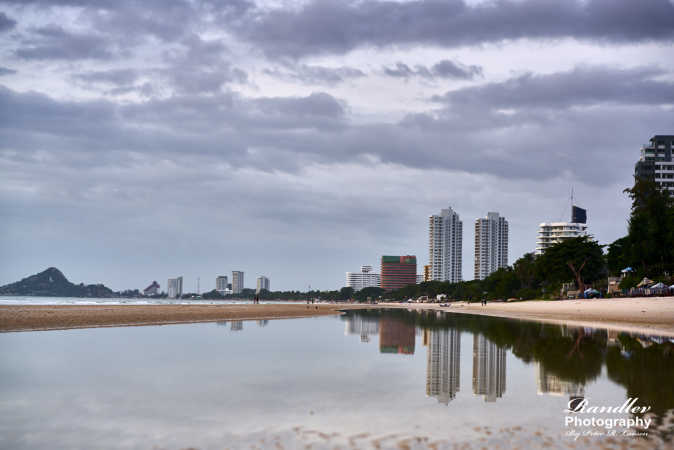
left=382, top=296, right=674, bottom=337
left=1, top=297, right=673, bottom=335
left=0, top=303, right=347, bottom=332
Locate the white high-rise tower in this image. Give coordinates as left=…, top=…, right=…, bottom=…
left=474, top=212, right=509, bottom=280
left=429, top=207, right=463, bottom=283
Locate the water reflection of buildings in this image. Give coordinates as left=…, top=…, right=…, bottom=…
left=230, top=321, right=243, bottom=331
left=379, top=318, right=415, bottom=354
left=535, top=362, right=585, bottom=397
left=425, top=329, right=461, bottom=404
left=257, top=320, right=269, bottom=327
left=472, top=334, right=506, bottom=402
left=344, top=316, right=379, bottom=343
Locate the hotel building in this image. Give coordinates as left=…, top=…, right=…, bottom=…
left=635, top=135, right=674, bottom=192
left=167, top=276, right=183, bottom=299
left=380, top=255, right=417, bottom=290
left=474, top=212, right=509, bottom=280
left=536, top=203, right=588, bottom=255
left=256, top=276, right=270, bottom=293
left=345, top=265, right=381, bottom=291
left=429, top=207, right=463, bottom=283
left=232, top=271, right=244, bottom=294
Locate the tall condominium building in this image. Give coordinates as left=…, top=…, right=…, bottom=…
left=474, top=212, right=509, bottom=280
left=472, top=334, right=506, bottom=402
left=345, top=265, right=381, bottom=291
left=429, top=207, right=463, bottom=283
left=167, top=276, right=183, bottom=299
left=256, top=276, right=270, bottom=293
left=426, top=328, right=461, bottom=405
left=215, top=275, right=228, bottom=293
left=635, top=135, right=674, bottom=192
left=536, top=203, right=588, bottom=255
left=232, top=271, right=244, bottom=294
left=380, top=255, right=417, bottom=291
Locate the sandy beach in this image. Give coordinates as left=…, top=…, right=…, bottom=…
left=1, top=297, right=674, bottom=335
left=381, top=296, right=674, bottom=337
left=0, top=303, right=346, bottom=332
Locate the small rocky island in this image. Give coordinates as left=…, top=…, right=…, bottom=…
left=0, top=267, right=116, bottom=297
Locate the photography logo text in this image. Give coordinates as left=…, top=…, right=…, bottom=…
left=563, top=397, right=651, bottom=440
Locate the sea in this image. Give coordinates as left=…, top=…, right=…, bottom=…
left=0, top=303, right=672, bottom=449
left=0, top=295, right=289, bottom=306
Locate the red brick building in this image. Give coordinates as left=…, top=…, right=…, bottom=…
left=380, top=255, right=417, bottom=291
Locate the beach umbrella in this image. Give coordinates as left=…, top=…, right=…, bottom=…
left=621, top=267, right=634, bottom=273
left=637, top=277, right=654, bottom=288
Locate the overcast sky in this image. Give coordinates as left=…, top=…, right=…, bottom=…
left=1, top=0, right=673, bottom=292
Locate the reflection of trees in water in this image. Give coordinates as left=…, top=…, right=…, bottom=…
left=343, top=309, right=674, bottom=430
left=605, top=335, right=674, bottom=441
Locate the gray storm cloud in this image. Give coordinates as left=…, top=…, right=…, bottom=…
left=0, top=0, right=673, bottom=290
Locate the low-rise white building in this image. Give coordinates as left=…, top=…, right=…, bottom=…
left=535, top=222, right=588, bottom=255
left=345, top=265, right=381, bottom=291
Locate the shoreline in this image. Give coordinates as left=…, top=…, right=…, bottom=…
left=1, top=297, right=673, bottom=335
left=377, top=297, right=674, bottom=337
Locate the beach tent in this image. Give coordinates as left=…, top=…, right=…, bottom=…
left=650, top=282, right=667, bottom=289
left=637, top=277, right=654, bottom=288
left=584, top=288, right=600, bottom=298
